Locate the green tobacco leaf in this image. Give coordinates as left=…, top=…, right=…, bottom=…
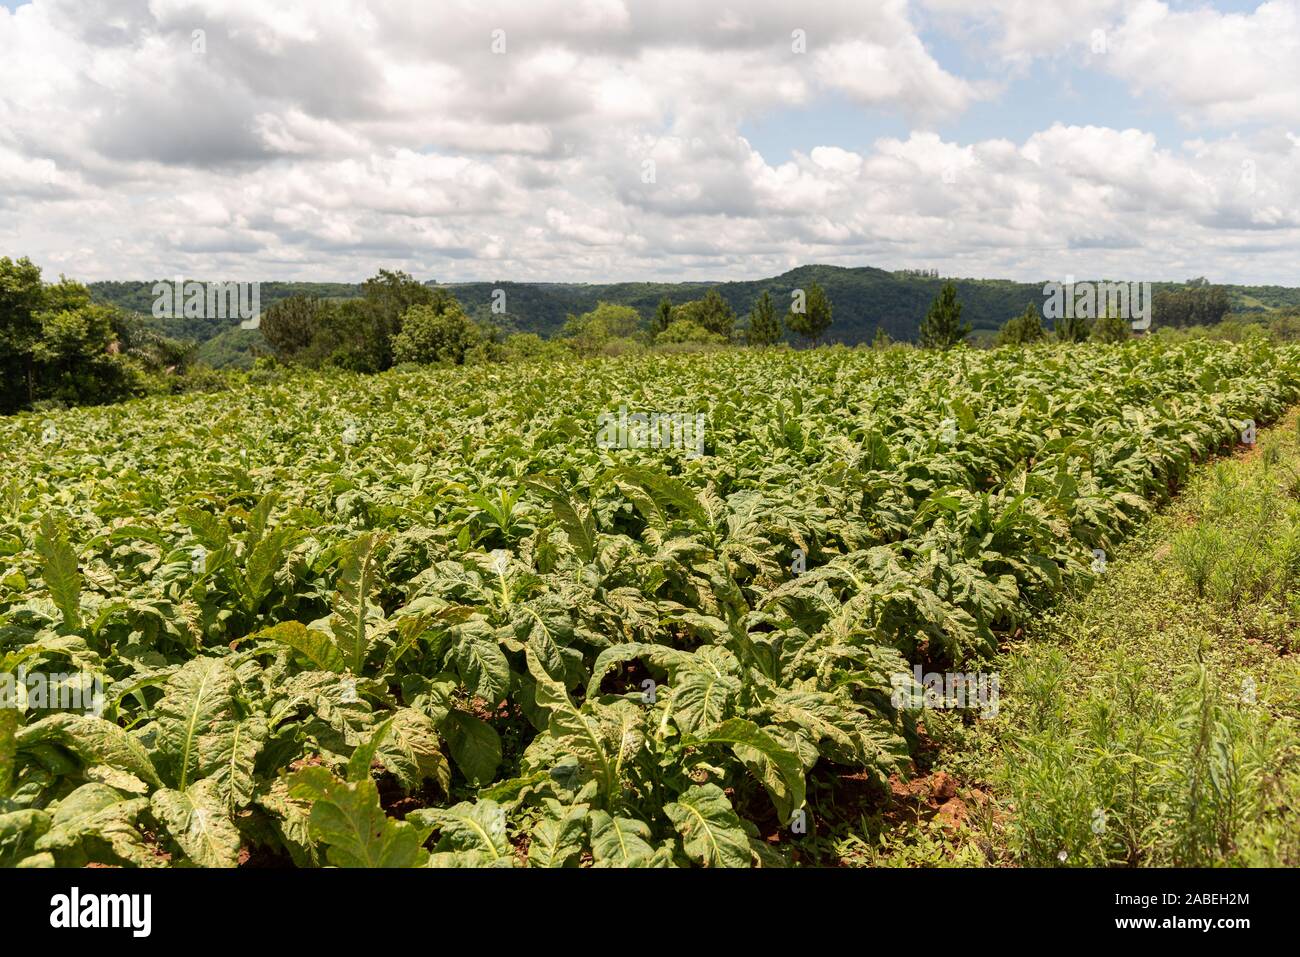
left=686, top=718, right=805, bottom=821
left=526, top=648, right=616, bottom=796
left=527, top=477, right=597, bottom=562
left=288, top=766, right=429, bottom=868
left=456, top=625, right=511, bottom=706
left=410, top=799, right=512, bottom=866
left=207, top=715, right=266, bottom=811
left=671, top=668, right=740, bottom=735
left=0, top=809, right=52, bottom=868
left=331, top=532, right=387, bottom=674
left=258, top=621, right=345, bottom=673
left=35, top=511, right=82, bottom=630
left=664, top=783, right=750, bottom=868
left=16, top=713, right=161, bottom=789
left=527, top=805, right=587, bottom=868
left=150, top=779, right=241, bottom=868
left=0, top=706, right=15, bottom=798
left=443, top=709, right=502, bottom=786
left=154, top=656, right=238, bottom=791
left=375, top=709, right=450, bottom=793
left=606, top=466, right=710, bottom=528
left=241, top=525, right=299, bottom=614
left=585, top=642, right=695, bottom=697
left=37, top=783, right=154, bottom=867
left=347, top=716, right=394, bottom=782
left=587, top=810, right=657, bottom=867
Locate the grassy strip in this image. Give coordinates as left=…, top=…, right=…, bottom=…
left=838, top=412, right=1300, bottom=867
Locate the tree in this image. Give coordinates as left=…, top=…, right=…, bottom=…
left=0, top=258, right=151, bottom=412
left=563, top=301, right=643, bottom=354
left=392, top=299, right=481, bottom=365
left=784, top=281, right=833, bottom=346
left=1054, top=311, right=1090, bottom=343
left=656, top=319, right=725, bottom=345
left=361, top=268, right=436, bottom=368
left=872, top=326, right=894, bottom=348
left=652, top=297, right=673, bottom=335
left=919, top=282, right=970, bottom=349
left=746, top=291, right=782, bottom=346
left=1091, top=311, right=1130, bottom=344
left=1153, top=284, right=1231, bottom=328
left=671, top=289, right=735, bottom=340
left=260, top=295, right=324, bottom=361
left=996, top=303, right=1046, bottom=345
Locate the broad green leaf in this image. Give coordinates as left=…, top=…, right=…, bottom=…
left=36, top=783, right=154, bottom=867
left=16, top=712, right=161, bottom=789
left=664, top=783, right=750, bottom=868
left=525, top=648, right=617, bottom=796
left=527, top=477, right=597, bottom=562
left=258, top=621, right=345, bottom=673
left=527, top=805, right=587, bottom=868
left=0, top=706, right=15, bottom=797
left=410, top=799, right=512, bottom=866
left=150, top=779, right=241, bottom=868
left=154, top=656, right=238, bottom=791
left=443, top=709, right=502, bottom=786
left=331, top=532, right=387, bottom=674
left=34, top=511, right=82, bottom=630
left=587, top=810, right=657, bottom=867
left=347, top=716, right=394, bottom=782
left=686, top=718, right=806, bottom=821
left=0, top=809, right=51, bottom=868
left=288, top=766, right=429, bottom=868
left=456, top=626, right=511, bottom=706
left=375, top=709, right=450, bottom=793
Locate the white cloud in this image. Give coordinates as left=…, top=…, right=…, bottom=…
left=0, top=0, right=1295, bottom=285
left=924, top=0, right=1300, bottom=127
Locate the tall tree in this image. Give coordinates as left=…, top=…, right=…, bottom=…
left=746, top=291, right=782, bottom=346
left=0, top=256, right=45, bottom=411
left=361, top=268, right=435, bottom=368
left=695, top=289, right=736, bottom=340
left=996, top=303, right=1046, bottom=345
left=919, top=282, right=970, bottom=349
left=260, top=295, right=324, bottom=361
left=1054, top=311, right=1090, bottom=343
left=652, top=296, right=673, bottom=335
left=1091, top=311, right=1130, bottom=344
left=784, top=281, right=833, bottom=346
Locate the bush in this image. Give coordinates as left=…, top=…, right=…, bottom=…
left=656, top=318, right=725, bottom=345
left=392, top=301, right=482, bottom=365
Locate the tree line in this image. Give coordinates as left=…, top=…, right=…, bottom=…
left=0, top=252, right=1255, bottom=416
left=259, top=275, right=839, bottom=368
left=0, top=257, right=203, bottom=415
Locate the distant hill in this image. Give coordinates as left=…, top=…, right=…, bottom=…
left=89, top=267, right=1300, bottom=367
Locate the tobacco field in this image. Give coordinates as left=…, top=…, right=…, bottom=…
left=2, top=340, right=1297, bottom=867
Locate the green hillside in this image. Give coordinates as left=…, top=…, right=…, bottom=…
left=89, top=267, right=1300, bottom=367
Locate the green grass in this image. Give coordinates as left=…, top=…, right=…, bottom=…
left=853, top=412, right=1300, bottom=867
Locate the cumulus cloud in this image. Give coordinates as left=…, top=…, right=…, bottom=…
left=924, top=0, right=1300, bottom=128
left=0, top=0, right=1296, bottom=284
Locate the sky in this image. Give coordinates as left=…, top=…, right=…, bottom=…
left=0, top=0, right=1297, bottom=285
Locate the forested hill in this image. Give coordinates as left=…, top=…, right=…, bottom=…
left=439, top=265, right=1046, bottom=342
left=89, top=266, right=1300, bottom=366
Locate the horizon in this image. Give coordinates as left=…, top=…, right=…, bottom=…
left=73, top=262, right=1300, bottom=290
